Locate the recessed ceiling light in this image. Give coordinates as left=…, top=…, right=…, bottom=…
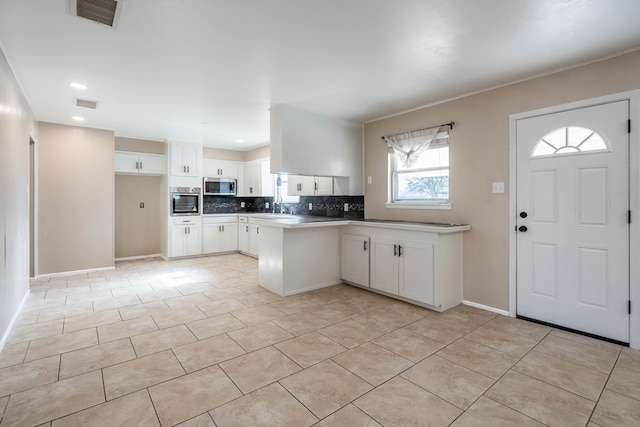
left=236, top=139, right=244, bottom=143
left=72, top=116, right=85, bottom=121
left=69, top=82, right=87, bottom=90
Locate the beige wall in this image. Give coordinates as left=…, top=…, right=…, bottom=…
left=364, top=51, right=640, bottom=311
left=115, top=175, right=161, bottom=258
left=115, top=136, right=164, bottom=154
left=244, top=145, right=270, bottom=162
left=203, top=146, right=245, bottom=161
left=38, top=122, right=114, bottom=274
left=0, top=44, right=37, bottom=346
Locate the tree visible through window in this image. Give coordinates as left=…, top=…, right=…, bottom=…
left=392, top=145, right=449, bottom=202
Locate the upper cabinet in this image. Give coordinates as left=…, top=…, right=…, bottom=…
left=243, top=158, right=274, bottom=196
left=270, top=104, right=363, bottom=194
left=288, top=175, right=333, bottom=196
left=203, top=159, right=238, bottom=179
left=170, top=142, right=200, bottom=177
left=114, top=151, right=163, bottom=175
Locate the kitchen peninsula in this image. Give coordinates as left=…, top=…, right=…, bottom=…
left=257, top=217, right=470, bottom=312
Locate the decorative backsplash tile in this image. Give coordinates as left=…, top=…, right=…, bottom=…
left=203, top=195, right=364, bottom=218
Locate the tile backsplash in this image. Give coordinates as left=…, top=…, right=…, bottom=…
left=203, top=195, right=364, bottom=219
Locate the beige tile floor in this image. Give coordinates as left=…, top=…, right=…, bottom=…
left=1, top=254, right=639, bottom=426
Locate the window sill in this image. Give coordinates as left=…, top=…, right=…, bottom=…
left=385, top=202, right=452, bottom=211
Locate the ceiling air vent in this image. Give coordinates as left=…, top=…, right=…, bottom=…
left=75, top=98, right=99, bottom=109
left=69, top=0, right=123, bottom=28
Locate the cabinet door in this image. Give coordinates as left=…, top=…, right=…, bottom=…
left=249, top=224, right=260, bottom=256
left=238, top=223, right=250, bottom=252
left=260, top=160, right=275, bottom=196
left=245, top=163, right=261, bottom=195
left=182, top=145, right=199, bottom=176
left=315, top=177, right=334, bottom=195
left=300, top=176, right=316, bottom=195
left=221, top=223, right=239, bottom=252
left=203, top=159, right=238, bottom=178
left=287, top=176, right=303, bottom=196
left=398, top=240, right=435, bottom=305
left=170, top=226, right=187, bottom=257
left=137, top=154, right=163, bottom=175
left=341, top=234, right=370, bottom=287
left=170, top=144, right=185, bottom=176
left=370, top=237, right=399, bottom=294
left=185, top=224, right=202, bottom=256
left=114, top=152, right=140, bottom=174
left=202, top=224, right=222, bottom=254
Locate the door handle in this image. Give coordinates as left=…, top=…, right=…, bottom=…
left=519, top=225, right=528, bottom=232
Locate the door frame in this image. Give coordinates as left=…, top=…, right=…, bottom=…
left=508, top=90, right=640, bottom=350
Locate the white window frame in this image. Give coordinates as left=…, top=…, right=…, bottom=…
left=386, top=133, right=452, bottom=210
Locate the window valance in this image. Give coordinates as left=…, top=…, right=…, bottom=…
left=382, top=122, right=454, bottom=168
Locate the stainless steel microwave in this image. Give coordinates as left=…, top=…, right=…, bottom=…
left=203, top=177, right=236, bottom=196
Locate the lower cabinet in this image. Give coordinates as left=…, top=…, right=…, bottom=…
left=341, top=224, right=462, bottom=312
left=203, top=216, right=238, bottom=254
left=170, top=217, right=202, bottom=257
left=238, top=216, right=250, bottom=253
left=341, top=233, right=370, bottom=287
left=370, top=237, right=434, bottom=305
left=249, top=223, right=260, bottom=256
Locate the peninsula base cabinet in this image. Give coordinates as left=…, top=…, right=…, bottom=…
left=238, top=216, right=250, bottom=253
left=170, top=217, right=202, bottom=258
left=341, top=225, right=464, bottom=312
left=340, top=234, right=370, bottom=287
left=203, top=216, right=238, bottom=254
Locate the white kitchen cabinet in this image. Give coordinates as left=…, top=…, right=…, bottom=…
left=114, top=151, right=163, bottom=175
left=370, top=237, right=434, bottom=305
left=288, top=175, right=316, bottom=196
left=170, top=217, right=202, bottom=257
left=244, top=162, right=261, bottom=196
left=203, top=159, right=238, bottom=179
left=341, top=233, right=370, bottom=287
left=342, top=223, right=464, bottom=311
left=243, top=158, right=275, bottom=196
left=249, top=223, right=260, bottom=256
left=238, top=216, right=250, bottom=253
left=203, top=216, right=238, bottom=254
left=170, top=143, right=200, bottom=177
left=287, top=175, right=333, bottom=196
left=315, top=176, right=334, bottom=195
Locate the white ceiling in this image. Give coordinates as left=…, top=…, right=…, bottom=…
left=1, top=0, right=640, bottom=150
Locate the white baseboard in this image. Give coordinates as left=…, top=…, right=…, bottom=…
left=114, top=254, right=162, bottom=262
left=0, top=289, right=30, bottom=353
left=36, top=265, right=115, bottom=279
left=463, top=300, right=510, bottom=316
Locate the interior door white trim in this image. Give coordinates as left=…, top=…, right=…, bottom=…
left=509, top=90, right=640, bottom=350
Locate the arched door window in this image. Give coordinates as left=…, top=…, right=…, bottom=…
left=531, top=126, right=609, bottom=158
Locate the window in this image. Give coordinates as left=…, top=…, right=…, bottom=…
left=388, top=134, right=450, bottom=209
left=531, top=126, right=609, bottom=158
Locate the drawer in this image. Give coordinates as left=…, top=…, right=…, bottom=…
left=173, top=217, right=202, bottom=225
left=202, top=216, right=237, bottom=224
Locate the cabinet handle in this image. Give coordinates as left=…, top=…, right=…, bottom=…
left=139, top=161, right=142, bottom=170
left=257, top=227, right=259, bottom=235
left=364, top=240, right=367, bottom=251
left=184, top=227, right=187, bottom=235
left=398, top=245, right=402, bottom=256
left=246, top=225, right=249, bottom=232
left=222, top=225, right=225, bottom=232
left=135, top=161, right=138, bottom=170
left=315, top=182, right=318, bottom=191
left=218, top=225, right=221, bottom=232
left=393, top=244, right=397, bottom=256
left=187, top=165, right=190, bottom=173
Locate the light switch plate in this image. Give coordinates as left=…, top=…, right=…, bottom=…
left=265, top=202, right=269, bottom=209
left=367, top=176, right=372, bottom=184
left=240, top=202, right=245, bottom=208
left=492, top=182, right=505, bottom=193
left=308, top=203, right=313, bottom=210
left=344, top=203, right=349, bottom=212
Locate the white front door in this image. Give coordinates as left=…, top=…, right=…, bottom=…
left=516, top=100, right=630, bottom=343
